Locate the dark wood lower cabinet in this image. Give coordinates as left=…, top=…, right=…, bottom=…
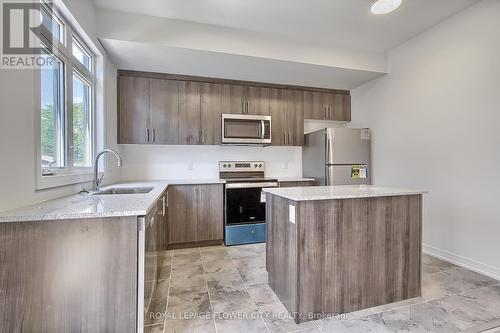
left=167, top=184, right=224, bottom=246
left=278, top=180, right=315, bottom=187
left=0, top=217, right=138, bottom=332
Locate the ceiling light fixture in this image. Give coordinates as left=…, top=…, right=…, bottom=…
left=370, top=0, right=402, bottom=15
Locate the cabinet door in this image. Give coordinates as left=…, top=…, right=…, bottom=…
left=118, top=76, right=150, bottom=144
left=222, top=84, right=246, bottom=114
left=178, top=81, right=201, bottom=145
left=196, top=184, right=224, bottom=241
left=303, top=91, right=330, bottom=120
left=156, top=192, right=168, bottom=251
left=247, top=86, right=270, bottom=115
left=270, top=89, right=286, bottom=146
left=330, top=94, right=351, bottom=121
left=286, top=89, right=304, bottom=146
left=150, top=79, right=178, bottom=144
left=200, top=83, right=222, bottom=145
left=168, top=185, right=198, bottom=244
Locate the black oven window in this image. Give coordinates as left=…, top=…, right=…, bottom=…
left=226, top=187, right=265, bottom=225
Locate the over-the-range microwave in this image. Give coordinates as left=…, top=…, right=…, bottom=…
left=221, top=114, right=272, bottom=145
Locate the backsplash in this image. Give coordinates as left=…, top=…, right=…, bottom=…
left=117, top=145, right=303, bottom=180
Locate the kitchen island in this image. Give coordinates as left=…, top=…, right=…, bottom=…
left=263, top=185, right=426, bottom=323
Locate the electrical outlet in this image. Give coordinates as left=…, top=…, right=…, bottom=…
left=283, top=161, right=289, bottom=169
left=187, top=161, right=194, bottom=170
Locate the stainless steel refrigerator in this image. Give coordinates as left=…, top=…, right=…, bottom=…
left=303, top=128, right=371, bottom=185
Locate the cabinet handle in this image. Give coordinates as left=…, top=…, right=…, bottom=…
left=241, top=101, right=245, bottom=114
left=329, top=106, right=332, bottom=118
left=146, top=128, right=150, bottom=143
left=288, top=132, right=291, bottom=145
left=152, top=128, right=156, bottom=143
left=202, top=130, right=205, bottom=143
left=162, top=195, right=166, bottom=216
left=246, top=101, right=249, bottom=114
left=283, top=132, right=286, bottom=145
left=324, top=106, right=328, bottom=119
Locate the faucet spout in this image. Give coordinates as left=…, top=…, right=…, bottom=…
left=94, top=149, right=123, bottom=191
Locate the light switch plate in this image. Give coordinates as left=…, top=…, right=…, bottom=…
left=289, top=205, right=296, bottom=224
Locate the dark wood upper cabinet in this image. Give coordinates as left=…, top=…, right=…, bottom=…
left=270, top=89, right=303, bottom=146
left=303, top=91, right=351, bottom=121
left=222, top=85, right=270, bottom=115
left=150, top=79, right=179, bottom=144
left=200, top=83, right=222, bottom=145
left=178, top=81, right=201, bottom=145
left=222, top=84, right=246, bottom=114
left=118, top=76, right=150, bottom=144
left=118, top=71, right=350, bottom=146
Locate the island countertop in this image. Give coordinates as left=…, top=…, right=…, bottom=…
left=263, top=185, right=427, bottom=201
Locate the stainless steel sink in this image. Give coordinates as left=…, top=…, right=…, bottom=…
left=93, top=187, right=154, bottom=195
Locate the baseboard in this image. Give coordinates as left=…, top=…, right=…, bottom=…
left=423, top=244, right=500, bottom=281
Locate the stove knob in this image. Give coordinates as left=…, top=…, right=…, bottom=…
left=228, top=164, right=232, bottom=168
left=254, top=164, right=258, bottom=168
left=223, top=164, right=227, bottom=168
left=259, top=164, right=263, bottom=168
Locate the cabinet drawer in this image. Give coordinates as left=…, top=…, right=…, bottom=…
left=225, top=223, right=266, bottom=246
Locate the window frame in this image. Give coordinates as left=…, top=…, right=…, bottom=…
left=35, top=3, right=98, bottom=189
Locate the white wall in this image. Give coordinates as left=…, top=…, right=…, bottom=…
left=0, top=0, right=118, bottom=212
left=352, top=0, right=500, bottom=278
left=118, top=145, right=302, bottom=181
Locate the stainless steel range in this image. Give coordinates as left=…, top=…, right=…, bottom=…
left=220, top=161, right=278, bottom=246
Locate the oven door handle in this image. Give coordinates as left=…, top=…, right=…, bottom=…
left=261, top=120, right=265, bottom=139
left=226, top=182, right=279, bottom=189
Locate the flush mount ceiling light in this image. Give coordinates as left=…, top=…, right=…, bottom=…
left=370, top=0, right=402, bottom=15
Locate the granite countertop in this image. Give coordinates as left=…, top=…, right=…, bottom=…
left=263, top=185, right=427, bottom=201
left=0, top=179, right=227, bottom=223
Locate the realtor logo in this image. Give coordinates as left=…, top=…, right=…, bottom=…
left=1, top=1, right=56, bottom=68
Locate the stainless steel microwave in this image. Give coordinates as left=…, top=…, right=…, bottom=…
left=221, top=114, right=272, bottom=145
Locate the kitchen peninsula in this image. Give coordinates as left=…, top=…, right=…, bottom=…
left=263, top=185, right=426, bottom=323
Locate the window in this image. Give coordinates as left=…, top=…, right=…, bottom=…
left=38, top=6, right=96, bottom=183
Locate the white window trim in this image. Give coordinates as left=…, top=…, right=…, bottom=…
left=35, top=2, right=101, bottom=190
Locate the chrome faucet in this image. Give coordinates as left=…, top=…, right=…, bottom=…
left=94, top=149, right=123, bottom=191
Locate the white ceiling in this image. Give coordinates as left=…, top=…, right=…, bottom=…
left=94, top=0, right=480, bottom=53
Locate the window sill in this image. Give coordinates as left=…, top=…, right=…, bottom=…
left=36, top=170, right=95, bottom=190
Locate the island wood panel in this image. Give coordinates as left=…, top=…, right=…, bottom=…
left=150, top=78, right=179, bottom=144
left=0, top=217, right=138, bottom=333
left=265, top=194, right=297, bottom=313
left=266, top=194, right=422, bottom=323
left=178, top=81, right=201, bottom=145
left=118, top=75, right=150, bottom=144
left=200, top=83, right=223, bottom=145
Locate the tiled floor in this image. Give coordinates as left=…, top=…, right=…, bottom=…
left=145, top=243, right=500, bottom=333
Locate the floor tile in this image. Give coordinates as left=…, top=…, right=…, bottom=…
left=173, top=253, right=202, bottom=266
left=422, top=254, right=457, bottom=274
left=144, top=322, right=165, bottom=333
left=239, top=266, right=269, bottom=287
left=169, top=274, right=207, bottom=295
left=171, top=262, right=204, bottom=278
left=167, top=291, right=211, bottom=319
left=227, top=244, right=265, bottom=259
left=232, top=255, right=266, bottom=270
left=247, top=284, right=281, bottom=307
left=260, top=301, right=317, bottom=333
left=153, top=280, right=170, bottom=299
left=145, top=297, right=168, bottom=325
left=202, top=258, right=236, bottom=274
left=206, top=271, right=246, bottom=293
left=320, top=318, right=379, bottom=333
left=215, top=315, right=268, bottom=333
left=447, top=267, right=498, bottom=289
left=360, top=307, right=427, bottom=332
left=174, top=247, right=201, bottom=256
left=158, top=264, right=171, bottom=281
left=210, top=289, right=259, bottom=313
left=407, top=300, right=463, bottom=332
left=164, top=318, right=216, bottom=333
left=422, top=270, right=475, bottom=300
